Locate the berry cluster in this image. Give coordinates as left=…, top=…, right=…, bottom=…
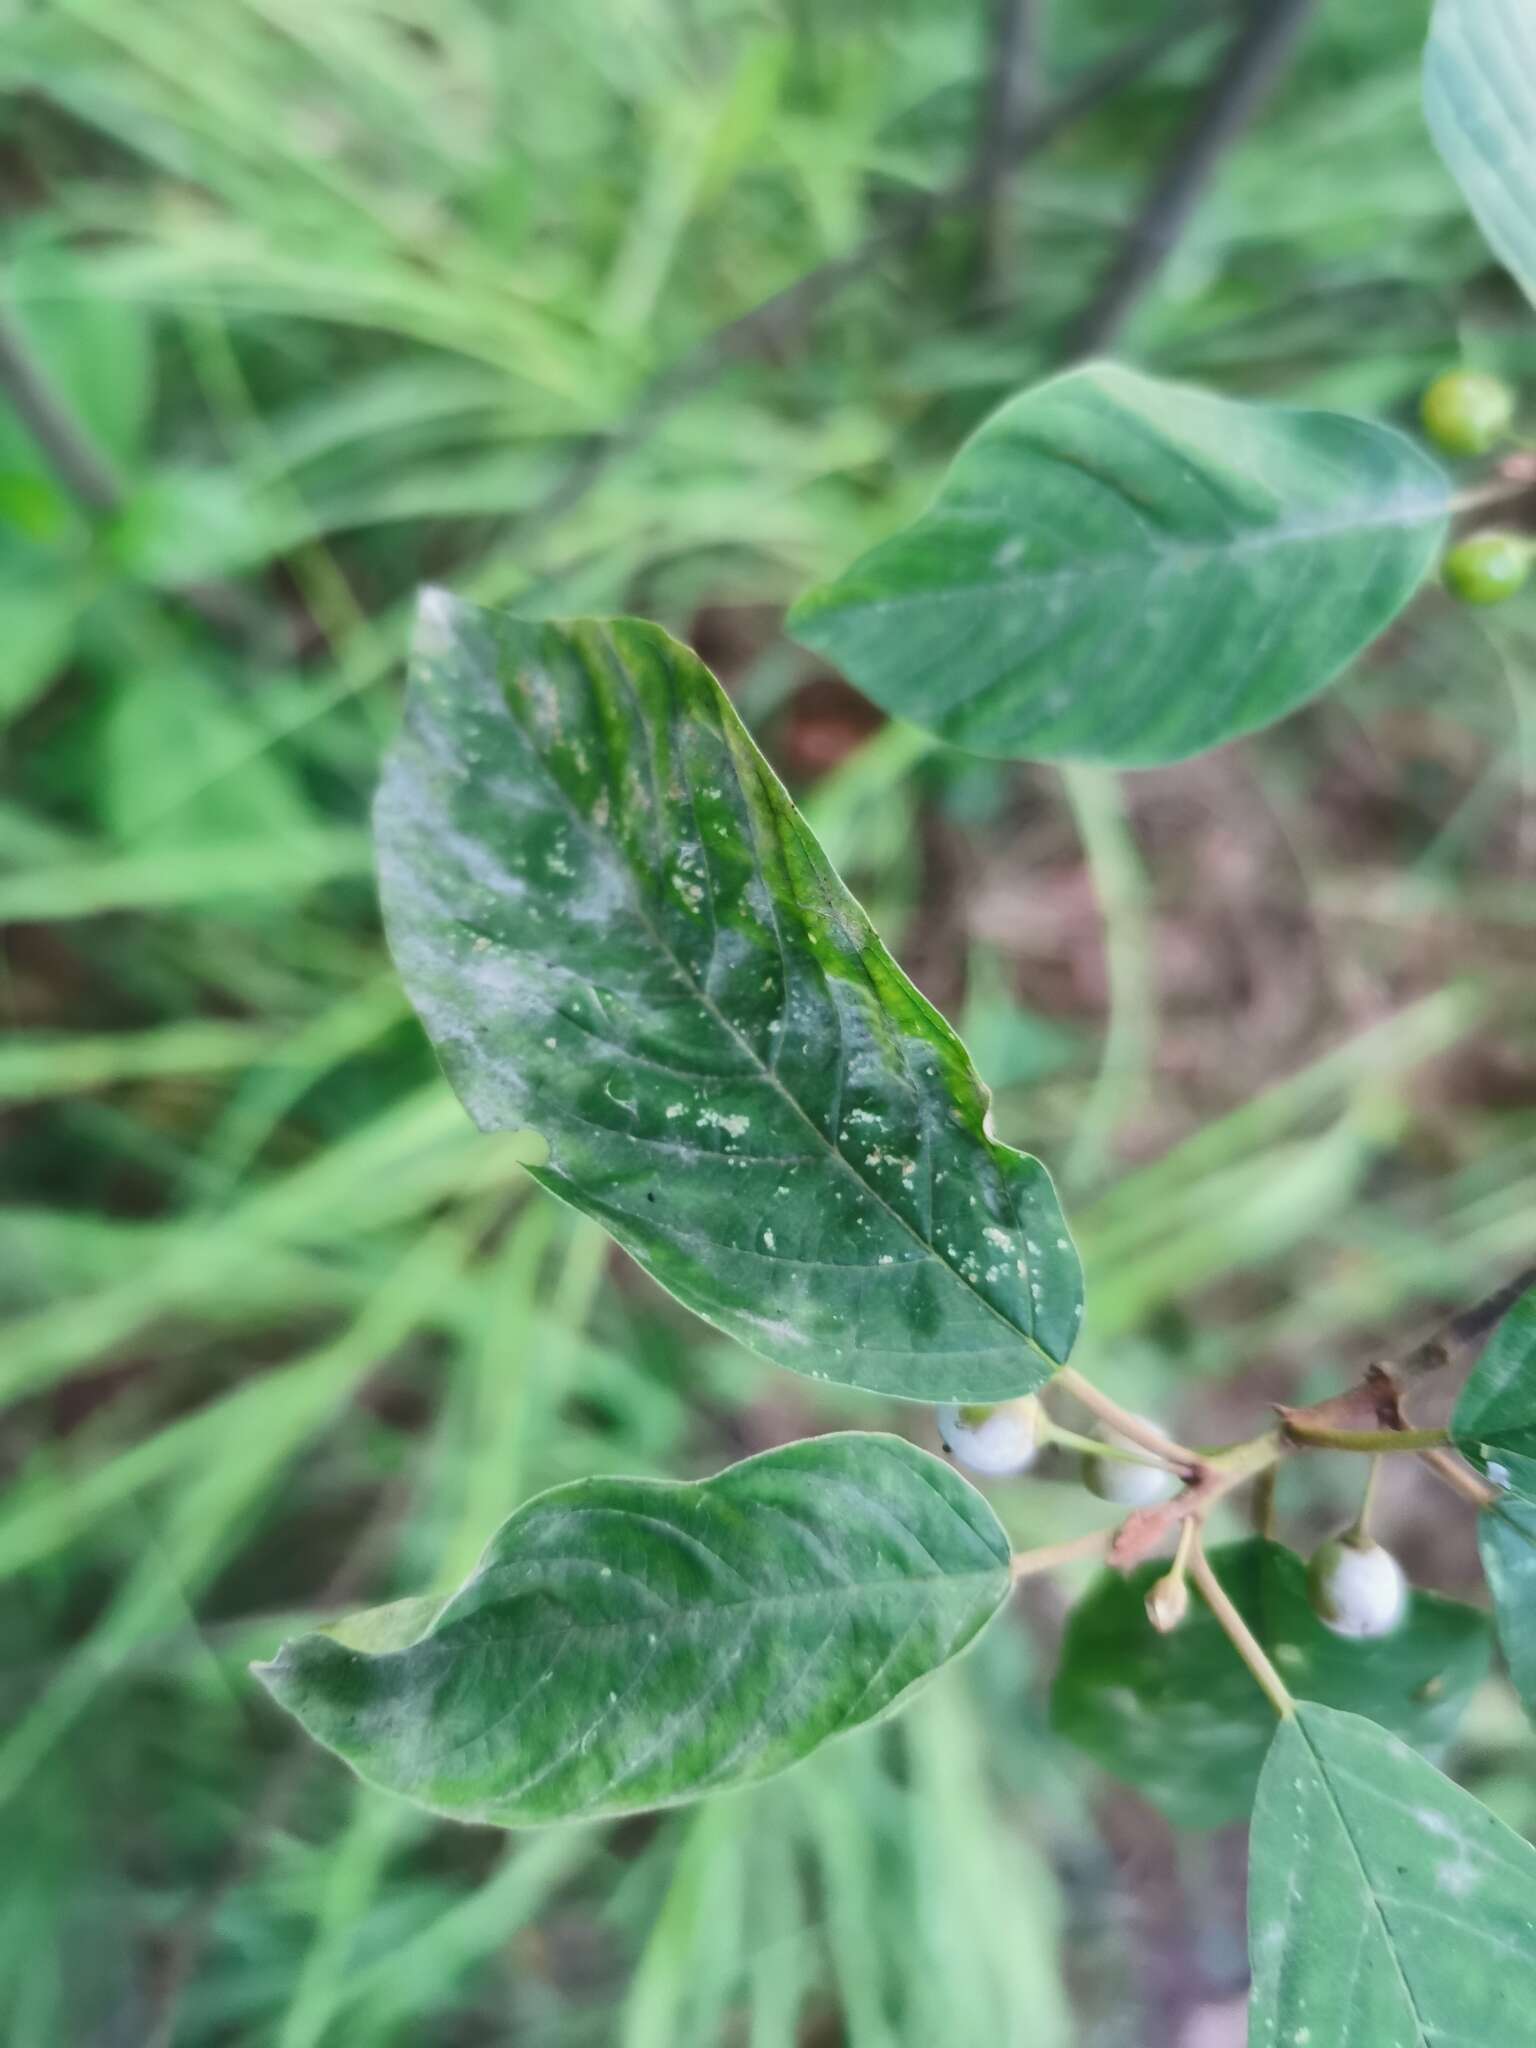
left=1421, top=369, right=1533, bottom=606
left=937, top=1399, right=1410, bottom=1640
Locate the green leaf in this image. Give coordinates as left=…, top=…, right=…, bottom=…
left=1480, top=1499, right=1536, bottom=1724
left=255, top=1433, right=1012, bottom=1826
left=1451, top=1283, right=1536, bottom=1495
left=1051, top=1538, right=1489, bottom=1828
left=1424, top=0, right=1536, bottom=307
left=787, top=364, right=1450, bottom=766
left=1249, top=1704, right=1536, bottom=2047
left=1451, top=1287, right=1536, bottom=1722
left=375, top=592, right=1081, bottom=1402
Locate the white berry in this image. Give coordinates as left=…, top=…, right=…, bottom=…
left=936, top=1398, right=1040, bottom=1477
left=1081, top=1417, right=1179, bottom=1506
left=1307, top=1538, right=1408, bottom=1640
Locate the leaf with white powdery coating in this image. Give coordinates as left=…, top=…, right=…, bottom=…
left=255, top=1433, right=1013, bottom=1826
left=1248, top=1703, right=1536, bottom=2047
left=1424, top=0, right=1536, bottom=308
left=787, top=363, right=1449, bottom=766
left=375, top=592, right=1081, bottom=1403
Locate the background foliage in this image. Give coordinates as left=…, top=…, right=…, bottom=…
left=4, top=0, right=1536, bottom=2042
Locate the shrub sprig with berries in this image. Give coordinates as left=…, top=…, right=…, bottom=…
left=259, top=4, right=1536, bottom=2037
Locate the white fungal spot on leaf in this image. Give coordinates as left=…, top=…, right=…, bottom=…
left=697, top=1109, right=750, bottom=1138
left=1436, top=1857, right=1479, bottom=1899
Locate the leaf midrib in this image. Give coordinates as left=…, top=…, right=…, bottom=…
left=418, top=1556, right=1011, bottom=1654
left=1296, top=1715, right=1433, bottom=2048
left=804, top=482, right=1447, bottom=625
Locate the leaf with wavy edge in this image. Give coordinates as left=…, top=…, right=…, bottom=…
left=255, top=1433, right=1012, bottom=1825
left=374, top=592, right=1081, bottom=1402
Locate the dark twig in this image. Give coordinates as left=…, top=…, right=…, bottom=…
left=0, top=301, right=269, bottom=641
left=505, top=3, right=1228, bottom=551
left=972, top=0, right=1037, bottom=303
left=1276, top=1263, right=1536, bottom=1448
left=1068, top=0, right=1317, bottom=357
left=1398, top=1263, right=1536, bottom=1381
left=0, top=304, right=124, bottom=515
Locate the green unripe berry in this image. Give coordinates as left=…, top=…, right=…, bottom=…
left=1420, top=369, right=1516, bottom=457
left=1307, top=1536, right=1408, bottom=1640
left=1443, top=532, right=1532, bottom=606
left=1080, top=1418, right=1179, bottom=1508
left=936, top=1397, right=1039, bottom=1477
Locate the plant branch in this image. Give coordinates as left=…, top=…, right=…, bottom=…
left=1275, top=1266, right=1536, bottom=1448
left=1039, top=1415, right=1172, bottom=1470
left=1251, top=1464, right=1278, bottom=1538
left=1348, top=1455, right=1383, bottom=1544
left=0, top=302, right=268, bottom=641
left=1068, top=0, right=1318, bottom=357
left=1055, top=1365, right=1200, bottom=1469
left=1418, top=1448, right=1499, bottom=1511
left=1397, top=1264, right=1536, bottom=1381
left=1110, top=1426, right=1281, bottom=1569
left=0, top=304, right=123, bottom=515
left=1189, top=1534, right=1295, bottom=1718
left=971, top=0, right=1037, bottom=302
left=1090, top=1264, right=1534, bottom=1574
left=1010, top=1526, right=1114, bottom=1580
left=1449, top=468, right=1536, bottom=521
left=1280, top=1422, right=1449, bottom=1455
